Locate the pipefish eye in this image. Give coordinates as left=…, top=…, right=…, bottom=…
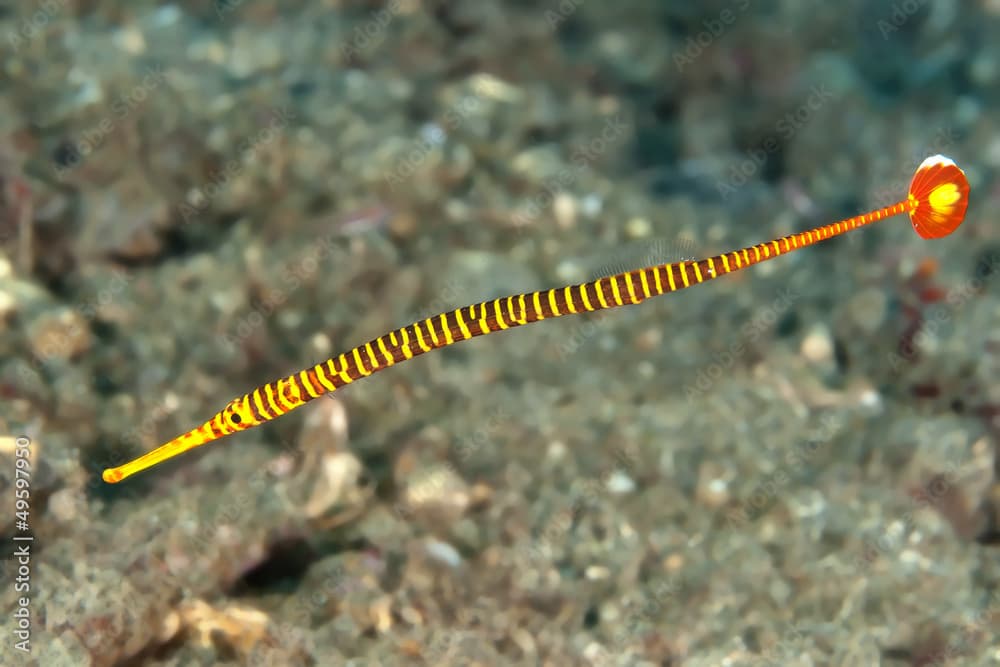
left=224, top=399, right=250, bottom=428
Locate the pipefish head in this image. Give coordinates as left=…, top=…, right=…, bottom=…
left=101, top=395, right=258, bottom=484
left=219, top=394, right=260, bottom=431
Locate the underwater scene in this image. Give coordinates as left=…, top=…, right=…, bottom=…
left=1, top=1, right=998, bottom=665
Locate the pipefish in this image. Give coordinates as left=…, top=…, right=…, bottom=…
left=103, top=154, right=970, bottom=484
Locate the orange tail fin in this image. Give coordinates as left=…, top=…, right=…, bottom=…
left=907, top=154, right=970, bottom=239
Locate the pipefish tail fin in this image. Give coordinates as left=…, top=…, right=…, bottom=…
left=907, top=154, right=970, bottom=239
left=102, top=154, right=969, bottom=484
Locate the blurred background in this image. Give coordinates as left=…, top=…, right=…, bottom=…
left=1, top=1, right=999, bottom=665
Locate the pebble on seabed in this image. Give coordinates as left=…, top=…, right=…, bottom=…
left=800, top=324, right=834, bottom=365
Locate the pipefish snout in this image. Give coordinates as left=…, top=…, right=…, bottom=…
left=103, top=154, right=970, bottom=484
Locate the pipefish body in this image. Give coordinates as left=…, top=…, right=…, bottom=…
left=103, top=155, right=970, bottom=484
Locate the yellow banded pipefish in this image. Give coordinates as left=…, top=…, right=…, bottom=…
left=103, top=154, right=970, bottom=484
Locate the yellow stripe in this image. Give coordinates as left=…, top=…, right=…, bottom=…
left=364, top=342, right=380, bottom=369
left=264, top=383, right=286, bottom=414
left=503, top=296, right=516, bottom=324
left=652, top=266, right=663, bottom=294
left=299, top=370, right=321, bottom=398
left=492, top=299, right=509, bottom=330
left=399, top=327, right=415, bottom=358
left=389, top=331, right=399, bottom=347
left=564, top=286, right=578, bottom=313
left=678, top=262, right=690, bottom=288
left=412, top=322, right=432, bottom=353
left=620, top=275, right=634, bottom=303
left=732, top=252, right=742, bottom=268
left=532, top=291, right=544, bottom=320
left=453, top=310, right=472, bottom=339
left=424, top=318, right=440, bottom=346
left=517, top=294, right=527, bottom=323
left=477, top=304, right=491, bottom=335
left=666, top=263, right=677, bottom=291
left=376, top=336, right=395, bottom=365
left=596, top=279, right=611, bottom=308
left=781, top=237, right=790, bottom=252
left=277, top=379, right=298, bottom=408
left=275, top=381, right=293, bottom=407
left=636, top=270, right=650, bottom=299
left=439, top=313, right=454, bottom=345
left=580, top=282, right=595, bottom=311
left=608, top=276, right=624, bottom=306
left=252, top=388, right=272, bottom=419
left=548, top=289, right=561, bottom=316
left=352, top=347, right=372, bottom=376
left=706, top=257, right=716, bottom=277
left=742, top=249, right=751, bottom=265
left=241, top=395, right=256, bottom=423
left=303, top=370, right=325, bottom=398
left=771, top=240, right=780, bottom=256
left=624, top=272, right=640, bottom=302
left=692, top=262, right=703, bottom=283
left=331, top=356, right=352, bottom=385
left=755, top=246, right=764, bottom=261
left=721, top=254, right=731, bottom=272
left=288, top=378, right=305, bottom=404
left=313, top=364, right=337, bottom=391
